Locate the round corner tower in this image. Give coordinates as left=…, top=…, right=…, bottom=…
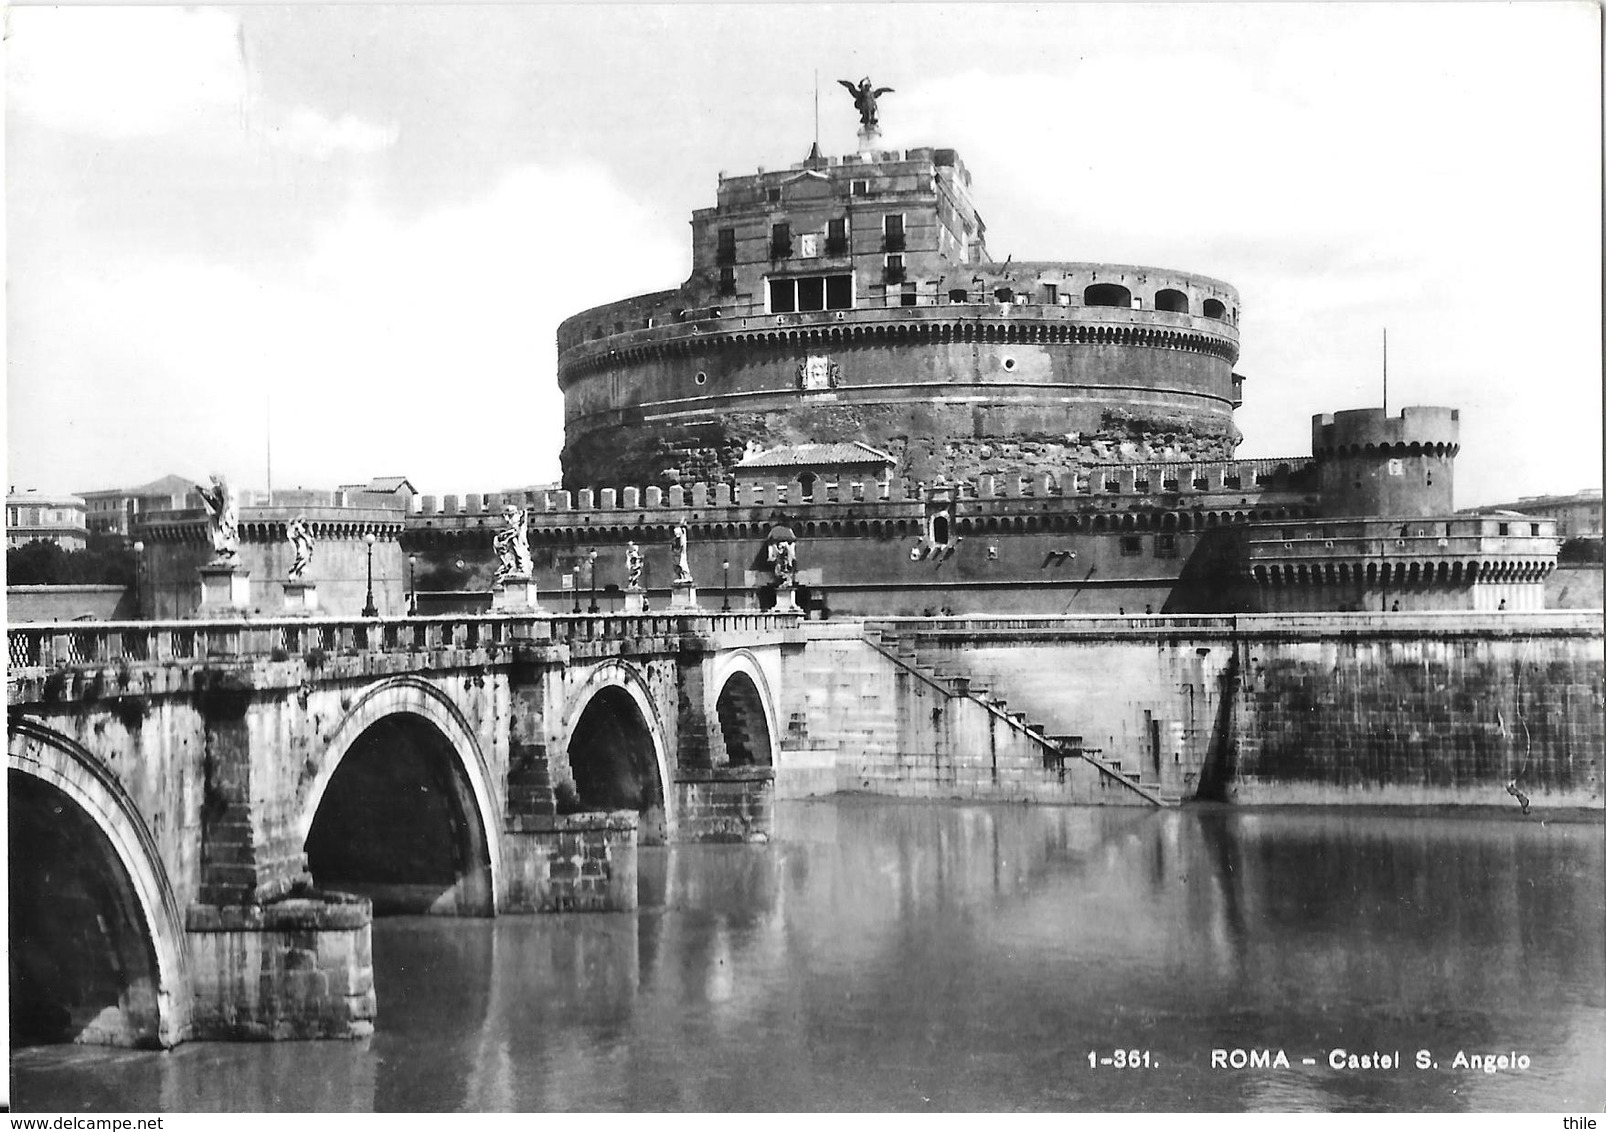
left=1311, top=406, right=1459, bottom=518
left=556, top=144, right=1245, bottom=489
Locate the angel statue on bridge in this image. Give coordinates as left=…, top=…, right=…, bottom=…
left=195, top=474, right=240, bottom=564
left=838, top=77, right=894, bottom=130
left=286, top=515, right=315, bottom=581
left=493, top=504, right=533, bottom=583
left=671, top=524, right=694, bottom=585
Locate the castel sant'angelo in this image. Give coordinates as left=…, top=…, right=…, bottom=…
left=143, top=87, right=1562, bottom=620
left=505, top=89, right=1556, bottom=617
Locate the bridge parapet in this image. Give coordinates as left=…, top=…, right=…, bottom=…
left=5, top=610, right=802, bottom=689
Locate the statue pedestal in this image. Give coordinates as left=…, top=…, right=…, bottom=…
left=198, top=565, right=251, bottom=617
left=857, top=126, right=882, bottom=151
left=669, top=580, right=698, bottom=610
left=282, top=580, right=318, bottom=615
left=491, top=575, right=541, bottom=613
left=773, top=584, right=800, bottom=613
left=623, top=587, right=648, bottom=613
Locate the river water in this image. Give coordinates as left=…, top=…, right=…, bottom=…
left=11, top=798, right=1605, bottom=1112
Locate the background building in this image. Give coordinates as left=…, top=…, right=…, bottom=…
left=78, top=474, right=195, bottom=540
left=5, top=489, right=89, bottom=551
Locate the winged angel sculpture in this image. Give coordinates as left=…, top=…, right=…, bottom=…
left=838, top=77, right=894, bottom=130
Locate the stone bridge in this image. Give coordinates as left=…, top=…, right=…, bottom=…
left=7, top=610, right=798, bottom=1048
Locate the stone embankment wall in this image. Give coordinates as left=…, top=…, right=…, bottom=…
left=778, top=623, right=1154, bottom=805
left=811, top=613, right=1603, bottom=808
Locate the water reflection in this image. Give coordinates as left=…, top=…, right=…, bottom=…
left=11, top=799, right=1604, bottom=1112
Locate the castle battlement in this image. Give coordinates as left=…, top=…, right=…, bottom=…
left=410, top=455, right=1316, bottom=524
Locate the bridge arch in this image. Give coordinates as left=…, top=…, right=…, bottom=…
left=7, top=718, right=191, bottom=1048
left=709, top=649, right=780, bottom=767
left=303, top=677, right=500, bottom=916
left=562, top=660, right=673, bottom=843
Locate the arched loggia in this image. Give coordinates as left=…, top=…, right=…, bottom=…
left=305, top=714, right=494, bottom=916
left=715, top=671, right=775, bottom=766
left=9, top=771, right=164, bottom=1047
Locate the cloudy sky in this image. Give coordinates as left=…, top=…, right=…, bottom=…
left=7, top=3, right=1600, bottom=507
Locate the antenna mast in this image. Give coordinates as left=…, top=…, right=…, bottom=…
left=814, top=69, right=819, bottom=149
left=1382, top=327, right=1388, bottom=415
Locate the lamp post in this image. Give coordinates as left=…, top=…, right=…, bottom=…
left=408, top=554, right=418, bottom=616
left=131, top=540, right=144, bottom=620
left=722, top=559, right=731, bottom=611
left=362, top=532, right=378, bottom=617
left=587, top=549, right=599, bottom=613
left=571, top=566, right=581, bottom=614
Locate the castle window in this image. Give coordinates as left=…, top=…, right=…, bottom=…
left=901, top=283, right=918, bottom=307
left=716, top=227, right=736, bottom=265
left=851, top=179, right=869, bottom=197
left=1120, top=536, right=1143, bottom=556
left=718, top=267, right=736, bottom=296
left=1530, top=523, right=1541, bottom=536
left=948, top=288, right=969, bottom=303
left=797, top=276, right=826, bottom=310
left=798, top=473, right=816, bottom=501
left=1154, top=534, right=1178, bottom=558
left=1497, top=522, right=1509, bottom=536
left=770, top=222, right=792, bottom=259
left=993, top=287, right=1012, bottom=303
left=884, top=255, right=905, bottom=284
left=883, top=214, right=905, bottom=252
left=826, top=218, right=848, bottom=256
left=1203, top=298, right=1227, bottom=319
left=1042, top=283, right=1058, bottom=305
left=770, top=274, right=854, bottom=313
left=1084, top=283, right=1133, bottom=307
left=1155, top=288, right=1188, bottom=313
left=767, top=187, right=782, bottom=204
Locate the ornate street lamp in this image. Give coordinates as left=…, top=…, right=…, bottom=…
left=408, top=554, right=418, bottom=616
left=722, top=559, right=731, bottom=611
left=362, top=532, right=378, bottom=617
left=571, top=566, right=582, bottom=613
left=587, top=549, right=599, bottom=614
left=132, top=540, right=144, bottom=620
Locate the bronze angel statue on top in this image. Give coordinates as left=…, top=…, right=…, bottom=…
left=838, top=77, right=894, bottom=130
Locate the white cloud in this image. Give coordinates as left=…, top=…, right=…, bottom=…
left=8, top=162, right=685, bottom=494
left=8, top=7, right=397, bottom=160
left=8, top=7, right=246, bottom=139
left=258, top=106, right=400, bottom=160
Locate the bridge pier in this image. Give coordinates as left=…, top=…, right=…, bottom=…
left=186, top=897, right=375, bottom=1041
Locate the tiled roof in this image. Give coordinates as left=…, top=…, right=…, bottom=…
left=735, top=442, right=895, bottom=469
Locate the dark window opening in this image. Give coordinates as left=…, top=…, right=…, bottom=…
left=885, top=255, right=905, bottom=284
left=766, top=187, right=782, bottom=204
left=716, top=227, right=736, bottom=265
left=1155, top=288, right=1189, bottom=313
left=772, top=274, right=853, bottom=313
left=770, top=222, right=791, bottom=259
left=884, top=214, right=905, bottom=252
left=1042, top=283, right=1059, bottom=304
left=1155, top=534, right=1178, bottom=558
left=851, top=179, right=869, bottom=197
left=1084, top=283, right=1133, bottom=307
left=826, top=218, right=848, bottom=256
left=1497, top=522, right=1509, bottom=536
left=1120, top=536, right=1143, bottom=556
left=798, top=473, right=816, bottom=501
left=930, top=512, right=952, bottom=546
left=718, top=267, right=736, bottom=296
left=901, top=284, right=918, bottom=307
left=948, top=288, right=969, bottom=303
left=1203, top=298, right=1227, bottom=319
left=994, top=287, right=1013, bottom=303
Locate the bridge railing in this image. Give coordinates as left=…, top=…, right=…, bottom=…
left=4, top=610, right=802, bottom=671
